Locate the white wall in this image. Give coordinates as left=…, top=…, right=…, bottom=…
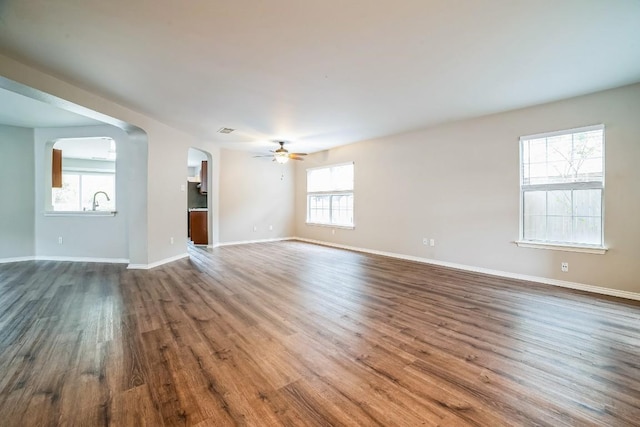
left=0, top=125, right=35, bottom=259
left=34, top=125, right=130, bottom=260
left=295, top=83, right=640, bottom=294
left=219, top=149, right=294, bottom=243
left=0, top=53, right=220, bottom=266
left=207, top=147, right=221, bottom=247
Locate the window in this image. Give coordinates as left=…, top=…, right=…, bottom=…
left=50, top=137, right=116, bottom=212
left=519, top=125, right=604, bottom=248
left=307, top=163, right=354, bottom=227
left=52, top=172, right=116, bottom=211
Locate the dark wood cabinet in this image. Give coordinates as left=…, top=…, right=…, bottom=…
left=199, top=160, right=208, bottom=194
left=52, top=148, right=62, bottom=188
left=189, top=210, right=208, bottom=245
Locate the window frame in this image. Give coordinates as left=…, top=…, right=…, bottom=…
left=517, top=124, right=607, bottom=254
left=306, top=162, right=355, bottom=228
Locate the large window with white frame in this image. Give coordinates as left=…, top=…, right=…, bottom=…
left=519, top=125, right=604, bottom=248
left=307, top=162, right=354, bottom=227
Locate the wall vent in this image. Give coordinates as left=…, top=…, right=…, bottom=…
left=217, top=127, right=235, bottom=134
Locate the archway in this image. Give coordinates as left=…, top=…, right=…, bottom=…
left=187, top=147, right=214, bottom=246
left=0, top=75, right=149, bottom=265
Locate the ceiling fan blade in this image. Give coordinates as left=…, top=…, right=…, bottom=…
left=254, top=141, right=307, bottom=162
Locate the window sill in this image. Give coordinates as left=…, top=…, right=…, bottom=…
left=44, top=211, right=117, bottom=217
left=515, top=240, right=607, bottom=254
left=306, top=222, right=354, bottom=230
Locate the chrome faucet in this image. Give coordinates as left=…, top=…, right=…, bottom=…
left=92, top=191, right=110, bottom=211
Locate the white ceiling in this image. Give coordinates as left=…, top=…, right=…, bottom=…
left=0, top=87, right=103, bottom=128
left=0, top=0, right=639, bottom=154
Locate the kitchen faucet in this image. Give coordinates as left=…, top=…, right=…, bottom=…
left=92, top=191, right=110, bottom=211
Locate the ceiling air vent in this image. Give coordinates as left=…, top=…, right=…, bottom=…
left=217, top=127, right=235, bottom=134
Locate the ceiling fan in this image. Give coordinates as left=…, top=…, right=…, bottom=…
left=253, top=141, right=307, bottom=164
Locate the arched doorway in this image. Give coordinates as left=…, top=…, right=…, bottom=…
left=187, top=147, right=211, bottom=246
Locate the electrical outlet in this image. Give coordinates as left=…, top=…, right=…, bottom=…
left=430, top=239, right=435, bottom=247
left=170, top=237, right=174, bottom=245
left=253, top=226, right=258, bottom=232
left=332, top=229, right=336, bottom=235
left=561, top=262, right=569, bottom=273
left=58, top=236, right=63, bottom=245
left=422, top=238, right=428, bottom=245
left=269, top=225, right=273, bottom=231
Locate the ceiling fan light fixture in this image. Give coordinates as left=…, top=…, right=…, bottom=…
left=274, top=152, right=289, bottom=164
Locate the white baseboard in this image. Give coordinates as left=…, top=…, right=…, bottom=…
left=127, top=252, right=189, bottom=270
left=0, top=256, right=36, bottom=264
left=0, top=255, right=130, bottom=264
left=215, top=237, right=295, bottom=248
left=41, top=256, right=129, bottom=263
left=293, top=237, right=640, bottom=302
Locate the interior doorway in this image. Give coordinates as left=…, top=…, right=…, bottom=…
left=187, top=148, right=209, bottom=245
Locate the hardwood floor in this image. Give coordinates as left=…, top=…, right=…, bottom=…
left=0, top=241, right=639, bottom=426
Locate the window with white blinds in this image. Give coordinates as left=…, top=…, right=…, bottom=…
left=519, top=125, right=604, bottom=247
left=306, top=163, right=354, bottom=227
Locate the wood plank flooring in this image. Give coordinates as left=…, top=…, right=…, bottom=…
left=0, top=241, right=639, bottom=426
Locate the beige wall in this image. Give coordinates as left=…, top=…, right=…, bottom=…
left=2, top=51, right=638, bottom=289
left=295, top=83, right=640, bottom=294
left=219, top=149, right=295, bottom=243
